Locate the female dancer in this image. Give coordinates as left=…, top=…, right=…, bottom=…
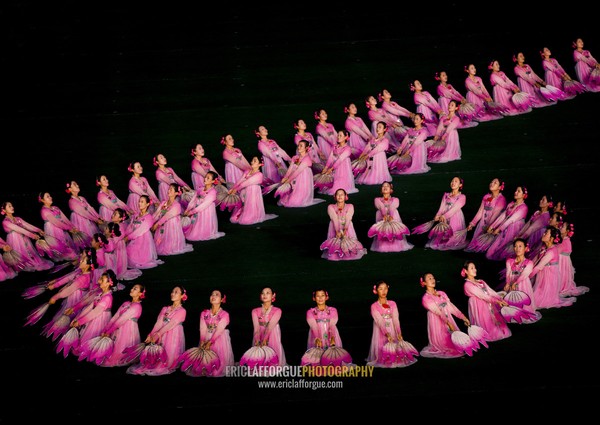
left=365, top=95, right=405, bottom=148
left=530, top=227, right=576, bottom=309
left=314, top=109, right=338, bottom=160
left=39, top=191, right=80, bottom=261
left=153, top=153, right=193, bottom=203
left=462, top=260, right=511, bottom=342
left=66, top=180, right=103, bottom=241
left=126, top=285, right=187, bottom=376
left=344, top=102, right=372, bottom=157
left=420, top=272, right=471, bottom=358
left=367, top=280, right=418, bottom=368
left=434, top=71, right=478, bottom=127
left=246, top=287, right=287, bottom=366
left=190, top=143, right=224, bottom=192
left=97, top=174, right=133, bottom=222
left=514, top=52, right=565, bottom=107
left=221, top=134, right=252, bottom=185
left=1, top=201, right=54, bottom=271
left=0, top=237, right=18, bottom=281
left=126, top=161, right=160, bottom=215
left=256, top=125, right=291, bottom=184
left=379, top=88, right=415, bottom=128
left=427, top=99, right=462, bottom=163
left=125, top=195, right=164, bottom=269
left=489, top=59, right=533, bottom=115
left=305, top=289, right=343, bottom=352
left=278, top=140, right=324, bottom=208
left=557, top=221, right=589, bottom=298
left=104, top=208, right=141, bottom=281
left=320, top=130, right=358, bottom=195
left=151, top=183, right=194, bottom=256
left=183, top=171, right=225, bottom=241
left=485, top=186, right=529, bottom=261
left=368, top=181, right=412, bottom=253
left=541, top=46, right=586, bottom=99
left=355, top=121, right=392, bottom=186
left=229, top=156, right=278, bottom=225
left=98, top=283, right=145, bottom=367
left=512, top=194, right=553, bottom=260
left=465, top=178, right=507, bottom=253
left=411, top=79, right=444, bottom=136
left=320, top=188, right=367, bottom=261
left=390, top=112, right=430, bottom=175
left=464, top=63, right=504, bottom=121
left=504, top=238, right=542, bottom=323
left=573, top=38, right=600, bottom=92
left=293, top=118, right=326, bottom=172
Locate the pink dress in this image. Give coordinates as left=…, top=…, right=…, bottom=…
left=230, top=170, right=277, bottom=225
left=191, top=157, right=221, bottom=191
left=125, top=212, right=164, bottom=269
left=222, top=147, right=251, bottom=185
left=105, top=227, right=142, bottom=281
left=558, top=237, right=590, bottom=297
left=367, top=300, right=417, bottom=368
left=381, top=100, right=413, bottom=126
left=519, top=210, right=551, bottom=260
left=40, top=205, right=79, bottom=261
left=414, top=90, right=443, bottom=136
left=428, top=113, right=461, bottom=163
left=465, top=75, right=504, bottom=121
left=465, top=193, right=507, bottom=252
left=573, top=48, right=600, bottom=92
left=436, top=83, right=478, bottom=127
left=367, top=107, right=405, bottom=148
left=2, top=216, right=54, bottom=271
left=490, top=70, right=533, bottom=115
left=127, top=176, right=159, bottom=214
left=183, top=187, right=224, bottom=241
left=344, top=116, right=371, bottom=157
left=68, top=195, right=101, bottom=240
left=315, top=121, right=338, bottom=160
left=355, top=136, right=392, bottom=185
left=155, top=167, right=190, bottom=202
left=426, top=192, right=468, bottom=251
left=321, top=203, right=367, bottom=261
left=392, top=127, right=430, bottom=175
left=198, top=308, right=235, bottom=377
left=100, top=300, right=143, bottom=367
left=250, top=306, right=287, bottom=366
left=420, top=290, right=468, bottom=358
left=74, top=291, right=113, bottom=356
left=485, top=201, right=528, bottom=261
left=0, top=237, right=18, bottom=281
left=257, top=139, right=291, bottom=184
left=294, top=132, right=325, bottom=170
left=464, top=278, right=511, bottom=341
left=505, top=257, right=541, bottom=322
left=531, top=246, right=576, bottom=309
left=305, top=306, right=342, bottom=350
left=278, top=154, right=324, bottom=208
left=97, top=188, right=130, bottom=222
left=542, top=57, right=585, bottom=99
left=514, top=63, right=560, bottom=107
left=127, top=305, right=187, bottom=376
left=370, top=196, right=413, bottom=253
left=323, top=144, right=357, bottom=195
left=152, top=199, right=193, bottom=256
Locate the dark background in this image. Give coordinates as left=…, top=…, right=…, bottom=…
left=1, top=2, right=598, bottom=419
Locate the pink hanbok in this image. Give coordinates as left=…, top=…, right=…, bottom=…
left=321, top=203, right=367, bottom=261
left=40, top=205, right=79, bottom=261
left=464, top=278, right=511, bottom=341
left=0, top=238, right=18, bottom=281
left=490, top=70, right=533, bottom=115
left=315, top=121, right=338, bottom=160
left=183, top=187, right=224, bottom=241
left=294, top=132, right=325, bottom=171
left=155, top=167, right=190, bottom=202
left=485, top=202, right=528, bottom=261
left=344, top=116, right=371, bottom=157
left=465, top=193, right=507, bottom=252
left=323, top=144, right=357, bottom=195
left=531, top=246, right=575, bottom=309
left=426, top=192, right=468, bottom=251
left=196, top=308, right=235, bottom=377
left=191, top=157, right=221, bottom=191
left=573, top=48, right=600, bottom=92
left=127, top=305, right=186, bottom=376
left=305, top=306, right=342, bottom=350
left=105, top=227, right=142, bottom=281
left=127, top=176, right=159, bottom=214
left=558, top=237, right=590, bottom=297
left=369, top=196, right=413, bottom=253
left=392, top=127, right=430, bottom=175
left=230, top=170, right=277, bottom=225
left=125, top=212, right=164, bottom=269
left=519, top=210, right=551, bottom=260
left=367, top=301, right=417, bottom=368
left=514, top=63, right=561, bottom=107
left=436, top=83, right=478, bottom=127
left=505, top=257, right=541, bottom=322
left=381, top=100, right=413, bottom=126
left=99, top=300, right=142, bottom=367
left=542, top=57, right=586, bottom=99
left=257, top=139, right=291, bottom=184
left=278, top=154, right=324, bottom=208
left=367, top=107, right=404, bottom=149
left=2, top=216, right=54, bottom=272
left=222, top=147, right=251, bottom=185
left=97, top=188, right=130, bottom=222
left=355, top=136, right=391, bottom=185
left=74, top=290, right=113, bottom=356
left=68, top=195, right=101, bottom=241
left=420, top=290, right=468, bottom=358
left=428, top=114, right=461, bottom=163
left=414, top=90, right=443, bottom=136
left=152, top=199, right=193, bottom=256
left=249, top=306, right=287, bottom=366
left=465, top=75, right=504, bottom=121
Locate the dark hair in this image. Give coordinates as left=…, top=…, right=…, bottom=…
left=82, top=247, right=99, bottom=270
left=114, top=208, right=128, bottom=222
left=547, top=226, right=562, bottom=245
left=92, top=233, right=108, bottom=246
left=108, top=221, right=121, bottom=237
left=513, top=237, right=527, bottom=247
left=103, top=269, right=118, bottom=287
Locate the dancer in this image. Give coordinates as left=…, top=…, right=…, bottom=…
left=124, top=195, right=164, bottom=269
left=489, top=59, right=533, bottom=115
left=389, top=112, right=430, bottom=175
left=183, top=171, right=225, bottom=241
left=293, top=118, right=326, bottom=172
left=465, top=178, right=507, bottom=253
left=435, top=71, right=478, bottom=127
left=221, top=134, right=252, bottom=185
left=0, top=237, right=18, bottom=281
left=66, top=180, right=103, bottom=241
left=39, top=191, right=80, bottom=261
left=344, top=102, right=372, bottom=157
left=464, top=63, right=504, bottom=121
left=504, top=238, right=542, bottom=323
left=558, top=221, right=590, bottom=298
left=190, top=143, right=224, bottom=192
left=411, top=79, right=444, bottom=136
left=427, top=99, right=462, bottom=163
left=256, top=125, right=291, bottom=184
left=104, top=208, right=142, bottom=281
left=314, top=109, right=338, bottom=160
left=153, top=153, right=192, bottom=203
left=320, top=130, right=358, bottom=195
left=541, top=46, right=586, bottom=99
left=97, top=174, right=133, bottom=222
left=304, top=289, right=343, bottom=351
left=277, top=140, right=325, bottom=208
left=572, top=38, right=600, bottom=92
left=365, top=94, right=405, bottom=148
left=126, top=161, right=160, bottom=215
left=514, top=194, right=553, bottom=260
left=354, top=121, right=392, bottom=186
left=368, top=181, right=412, bottom=253
left=514, top=52, right=565, bottom=107
left=152, top=183, right=194, bottom=256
